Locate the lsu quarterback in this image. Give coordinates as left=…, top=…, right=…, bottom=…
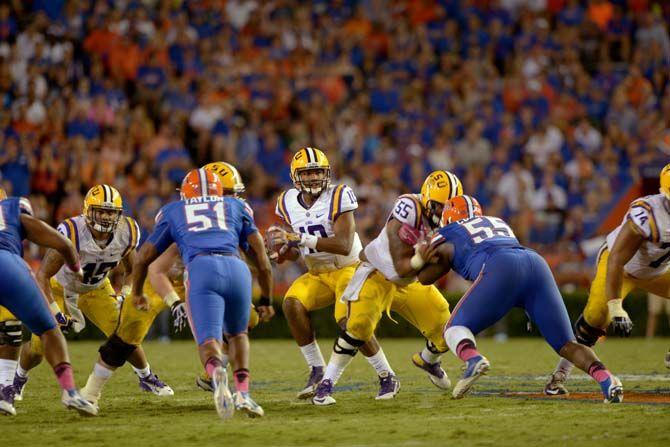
left=268, top=147, right=399, bottom=400
left=546, top=163, right=670, bottom=395
left=9, top=185, right=173, bottom=408
left=312, top=171, right=458, bottom=405
left=147, top=162, right=275, bottom=394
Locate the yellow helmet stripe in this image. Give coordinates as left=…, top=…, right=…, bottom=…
left=631, top=200, right=659, bottom=242
left=64, top=218, right=79, bottom=251
left=277, top=191, right=292, bottom=224
left=329, top=185, right=345, bottom=221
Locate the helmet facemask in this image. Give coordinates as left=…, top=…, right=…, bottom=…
left=294, top=167, right=330, bottom=197
left=86, top=206, right=122, bottom=233
left=424, top=200, right=444, bottom=229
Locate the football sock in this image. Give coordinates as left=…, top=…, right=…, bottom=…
left=133, top=364, right=151, bottom=379
left=0, top=359, right=17, bottom=386
left=16, top=364, right=29, bottom=379
left=587, top=361, right=612, bottom=383
left=455, top=340, right=480, bottom=362
left=420, top=347, right=442, bottom=364
left=81, top=362, right=113, bottom=402
left=300, top=340, right=326, bottom=368
left=365, top=348, right=395, bottom=376
left=323, top=337, right=359, bottom=384
left=554, top=357, right=574, bottom=377
left=233, top=368, right=250, bottom=393
left=205, top=357, right=224, bottom=379
left=53, top=362, right=76, bottom=391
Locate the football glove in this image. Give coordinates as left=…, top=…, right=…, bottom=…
left=55, top=312, right=74, bottom=335
left=171, top=301, right=188, bottom=332
left=608, top=299, right=633, bottom=337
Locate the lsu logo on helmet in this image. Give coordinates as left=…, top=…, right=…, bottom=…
left=659, top=163, right=670, bottom=199
left=290, top=147, right=331, bottom=196
left=421, top=170, right=463, bottom=227
left=84, top=185, right=123, bottom=233
left=202, top=162, right=245, bottom=195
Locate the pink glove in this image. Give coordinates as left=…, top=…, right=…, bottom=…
left=398, top=223, right=421, bottom=245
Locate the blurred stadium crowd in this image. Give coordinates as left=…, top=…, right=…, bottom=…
left=1, top=0, right=670, bottom=293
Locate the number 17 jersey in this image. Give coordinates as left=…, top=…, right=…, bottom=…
left=148, top=195, right=257, bottom=264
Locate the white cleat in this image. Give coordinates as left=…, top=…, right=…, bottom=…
left=312, top=379, right=336, bottom=406
left=602, top=376, right=624, bottom=404
left=234, top=392, right=264, bottom=418
left=544, top=371, right=569, bottom=396
left=452, top=356, right=490, bottom=399
left=212, top=367, right=235, bottom=420
left=62, top=389, right=98, bottom=416
left=138, top=373, right=174, bottom=396
left=0, top=385, right=16, bottom=416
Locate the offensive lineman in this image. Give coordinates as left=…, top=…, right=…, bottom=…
left=546, top=164, right=670, bottom=395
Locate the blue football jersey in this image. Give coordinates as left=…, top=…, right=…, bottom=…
left=147, top=195, right=258, bottom=264
left=0, top=197, right=34, bottom=256
left=431, top=215, right=520, bottom=281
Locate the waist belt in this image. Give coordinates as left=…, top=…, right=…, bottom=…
left=194, top=251, right=238, bottom=259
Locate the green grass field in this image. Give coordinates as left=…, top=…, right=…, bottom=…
left=4, top=338, right=670, bottom=447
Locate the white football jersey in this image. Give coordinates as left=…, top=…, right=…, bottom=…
left=54, top=215, right=140, bottom=293
left=364, top=194, right=426, bottom=285
left=275, top=184, right=362, bottom=272
left=606, top=194, right=670, bottom=279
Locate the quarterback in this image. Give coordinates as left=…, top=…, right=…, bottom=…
left=312, top=171, right=459, bottom=405
left=269, top=147, right=398, bottom=399
left=9, top=185, right=173, bottom=407
left=546, top=164, right=670, bottom=395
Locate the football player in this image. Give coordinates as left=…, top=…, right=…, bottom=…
left=312, top=171, right=458, bottom=405
left=0, top=188, right=96, bottom=416
left=132, top=168, right=273, bottom=419
left=147, top=162, right=274, bottom=392
left=9, top=185, right=173, bottom=407
left=414, top=195, right=623, bottom=403
left=268, top=147, right=399, bottom=400
left=546, top=164, right=670, bottom=395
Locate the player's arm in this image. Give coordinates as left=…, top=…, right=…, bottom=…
left=35, top=248, right=64, bottom=305
left=132, top=212, right=173, bottom=311
left=605, top=220, right=644, bottom=336
left=21, top=214, right=80, bottom=273
left=416, top=240, right=454, bottom=285
left=148, top=243, right=182, bottom=307
left=119, top=248, right=136, bottom=298
left=244, top=231, right=275, bottom=322
left=386, top=218, right=421, bottom=277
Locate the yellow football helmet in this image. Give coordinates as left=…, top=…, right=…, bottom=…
left=83, top=184, right=124, bottom=233
left=421, top=170, right=463, bottom=227
left=660, top=163, right=670, bottom=199
left=290, top=147, right=331, bottom=196
left=202, top=161, right=245, bottom=195
left=0, top=187, right=6, bottom=200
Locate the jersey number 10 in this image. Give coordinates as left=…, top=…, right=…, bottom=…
left=185, top=202, right=228, bottom=232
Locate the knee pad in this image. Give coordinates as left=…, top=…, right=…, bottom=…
left=574, top=314, right=606, bottom=347
left=99, top=334, right=137, bottom=368
left=333, top=330, right=364, bottom=356
left=444, top=325, right=475, bottom=353
left=0, top=320, right=22, bottom=347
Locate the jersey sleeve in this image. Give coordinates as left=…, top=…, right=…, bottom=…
left=389, top=195, right=421, bottom=229
left=275, top=191, right=291, bottom=224
left=122, top=217, right=141, bottom=257
left=147, top=208, right=174, bottom=253
left=56, top=218, right=80, bottom=251
left=330, top=184, right=358, bottom=221
left=240, top=201, right=259, bottom=243
left=627, top=200, right=659, bottom=242
left=18, top=197, right=33, bottom=216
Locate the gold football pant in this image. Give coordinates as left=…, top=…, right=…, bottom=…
left=584, top=248, right=670, bottom=328
left=345, top=272, right=451, bottom=351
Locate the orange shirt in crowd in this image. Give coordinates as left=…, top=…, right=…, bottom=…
left=588, top=1, right=614, bottom=30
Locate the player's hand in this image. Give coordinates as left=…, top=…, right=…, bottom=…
left=55, top=312, right=74, bottom=335
left=66, top=262, right=84, bottom=282
left=256, top=296, right=275, bottom=322
left=267, top=225, right=301, bottom=251
left=170, top=301, right=188, bottom=332
left=607, top=299, right=633, bottom=337
left=132, top=294, right=150, bottom=311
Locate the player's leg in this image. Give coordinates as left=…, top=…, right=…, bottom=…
left=282, top=272, right=335, bottom=398
left=444, top=259, right=521, bottom=399
left=333, top=267, right=397, bottom=397
left=392, top=283, right=452, bottom=390
left=314, top=272, right=395, bottom=405
left=0, top=255, right=96, bottom=416
left=13, top=279, right=67, bottom=400
left=546, top=248, right=635, bottom=395
left=220, top=256, right=263, bottom=417
left=525, top=251, right=623, bottom=403
left=0, top=307, right=21, bottom=415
